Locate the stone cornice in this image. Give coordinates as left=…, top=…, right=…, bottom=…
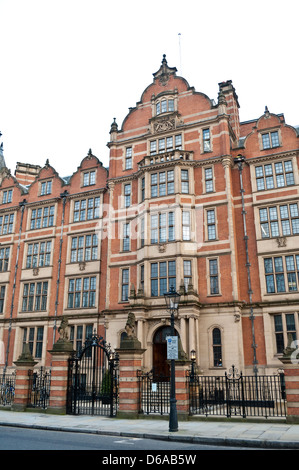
left=67, top=187, right=106, bottom=200
left=246, top=149, right=298, bottom=165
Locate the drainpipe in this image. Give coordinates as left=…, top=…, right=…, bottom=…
left=52, top=190, right=68, bottom=346
left=234, top=155, right=258, bottom=376
left=4, top=199, right=27, bottom=374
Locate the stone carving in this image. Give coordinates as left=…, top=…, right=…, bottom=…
left=154, top=118, right=175, bottom=134
left=58, top=316, right=69, bottom=342
left=276, top=237, right=287, bottom=247
left=125, top=311, right=136, bottom=338
left=158, top=244, right=166, bottom=253
left=120, top=311, right=142, bottom=350
left=79, top=261, right=86, bottom=271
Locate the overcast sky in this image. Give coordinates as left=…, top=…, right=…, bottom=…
left=0, top=0, right=298, bottom=178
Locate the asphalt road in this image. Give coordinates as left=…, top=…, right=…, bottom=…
left=0, top=425, right=260, bottom=452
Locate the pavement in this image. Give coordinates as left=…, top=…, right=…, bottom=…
left=0, top=410, right=299, bottom=449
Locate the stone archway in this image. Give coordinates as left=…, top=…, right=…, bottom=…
left=152, top=326, right=179, bottom=380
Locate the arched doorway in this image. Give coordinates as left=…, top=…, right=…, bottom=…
left=153, top=326, right=179, bottom=380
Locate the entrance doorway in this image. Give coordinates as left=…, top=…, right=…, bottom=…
left=153, top=326, right=178, bottom=380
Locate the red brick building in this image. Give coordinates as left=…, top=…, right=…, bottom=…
left=0, top=56, right=298, bottom=377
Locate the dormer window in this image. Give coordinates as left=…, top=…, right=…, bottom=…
left=40, top=180, right=52, bottom=196
left=262, top=131, right=280, bottom=149
left=2, top=189, right=12, bottom=204
left=83, top=170, right=96, bottom=187
left=156, top=98, right=175, bottom=116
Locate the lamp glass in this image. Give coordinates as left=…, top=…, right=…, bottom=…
left=164, top=287, right=181, bottom=310
left=190, top=349, right=196, bottom=361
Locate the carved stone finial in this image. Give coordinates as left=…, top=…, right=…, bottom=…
left=153, top=55, right=177, bottom=86
left=14, top=342, right=37, bottom=366
left=218, top=89, right=227, bottom=106
left=264, top=106, right=270, bottom=118
left=110, top=118, right=118, bottom=134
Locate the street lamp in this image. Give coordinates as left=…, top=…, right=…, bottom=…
left=164, top=286, right=181, bottom=432
left=190, top=349, right=196, bottom=380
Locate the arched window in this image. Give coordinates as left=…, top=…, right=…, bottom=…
left=212, top=328, right=222, bottom=367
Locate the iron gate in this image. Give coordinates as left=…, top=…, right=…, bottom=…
left=67, top=334, right=119, bottom=416
left=188, top=365, right=287, bottom=418
left=138, top=370, right=170, bottom=415
left=28, top=367, right=51, bottom=409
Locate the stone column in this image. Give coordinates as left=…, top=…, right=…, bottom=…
left=280, top=336, right=299, bottom=423
left=48, top=317, right=74, bottom=414
left=12, top=344, right=37, bottom=411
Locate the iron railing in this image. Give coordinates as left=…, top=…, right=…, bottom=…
left=188, top=365, right=287, bottom=418
left=0, top=372, right=15, bottom=406
left=138, top=370, right=170, bottom=415
left=28, top=367, right=51, bottom=409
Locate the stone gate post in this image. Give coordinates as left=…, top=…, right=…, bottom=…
left=174, top=360, right=191, bottom=419
left=48, top=317, right=74, bottom=414
left=279, top=335, right=299, bottom=423
left=115, top=312, right=145, bottom=418
left=12, top=344, right=37, bottom=411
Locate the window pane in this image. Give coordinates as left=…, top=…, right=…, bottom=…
left=168, top=260, right=176, bottom=276
left=257, top=178, right=265, bottom=191
left=276, top=274, right=286, bottom=292
left=262, top=134, right=270, bottom=149
left=286, top=313, right=295, bottom=331
left=266, top=275, right=275, bottom=293
left=271, top=131, right=279, bottom=147
left=213, top=328, right=221, bottom=345
left=270, top=221, right=279, bottom=237
left=274, top=257, right=283, bottom=272
left=265, top=176, right=274, bottom=189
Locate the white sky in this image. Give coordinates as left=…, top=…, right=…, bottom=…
left=0, top=0, right=298, bottom=178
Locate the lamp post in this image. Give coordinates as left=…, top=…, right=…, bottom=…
left=190, top=349, right=196, bottom=381
left=164, top=286, right=181, bottom=432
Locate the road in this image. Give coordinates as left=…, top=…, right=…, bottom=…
left=0, top=425, right=260, bottom=452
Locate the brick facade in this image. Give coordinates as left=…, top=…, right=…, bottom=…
left=0, top=56, right=298, bottom=382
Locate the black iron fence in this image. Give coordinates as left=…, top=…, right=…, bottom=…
left=0, top=372, right=15, bottom=406
left=188, top=365, right=287, bottom=419
left=28, top=367, right=51, bottom=409
left=138, top=370, right=170, bottom=415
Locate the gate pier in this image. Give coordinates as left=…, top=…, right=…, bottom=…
left=12, top=344, right=37, bottom=412
left=48, top=327, right=74, bottom=415
left=116, top=328, right=145, bottom=419
left=48, top=317, right=74, bottom=414
left=280, top=335, right=299, bottom=423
